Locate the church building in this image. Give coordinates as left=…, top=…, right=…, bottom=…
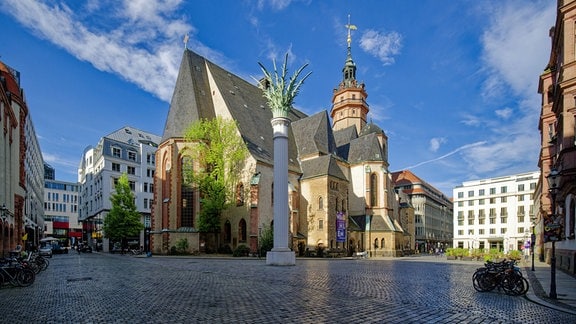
left=151, top=28, right=408, bottom=257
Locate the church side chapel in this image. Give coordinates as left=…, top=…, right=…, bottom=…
left=151, top=20, right=409, bottom=257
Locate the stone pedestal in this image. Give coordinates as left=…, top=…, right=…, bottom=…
left=266, top=250, right=296, bottom=266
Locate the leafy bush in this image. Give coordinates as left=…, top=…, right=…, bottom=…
left=507, top=249, right=522, bottom=261
left=484, top=248, right=504, bottom=262
left=453, top=248, right=469, bottom=257
left=259, top=226, right=273, bottom=256
left=233, top=245, right=250, bottom=257
left=471, top=249, right=484, bottom=259
left=445, top=248, right=455, bottom=256
left=169, top=238, right=190, bottom=255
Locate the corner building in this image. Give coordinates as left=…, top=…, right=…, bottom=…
left=537, top=0, right=576, bottom=274
left=452, top=171, right=539, bottom=254
left=153, top=33, right=407, bottom=257
left=78, top=126, right=160, bottom=251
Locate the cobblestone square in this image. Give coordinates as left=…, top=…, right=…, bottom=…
left=1, top=253, right=575, bottom=323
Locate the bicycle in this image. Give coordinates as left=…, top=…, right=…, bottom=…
left=472, top=259, right=529, bottom=296
left=0, top=259, right=36, bottom=288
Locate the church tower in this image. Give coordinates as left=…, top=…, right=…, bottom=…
left=330, top=15, right=369, bottom=133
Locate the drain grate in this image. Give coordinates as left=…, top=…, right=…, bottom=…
left=67, top=277, right=93, bottom=282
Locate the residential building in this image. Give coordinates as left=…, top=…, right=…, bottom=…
left=78, top=126, right=161, bottom=252
left=393, top=170, right=453, bottom=253
left=23, top=109, right=45, bottom=250
left=537, top=0, right=576, bottom=274
left=1, top=60, right=44, bottom=255
left=153, top=23, right=407, bottom=257
left=452, top=171, right=539, bottom=254
left=43, top=163, right=80, bottom=247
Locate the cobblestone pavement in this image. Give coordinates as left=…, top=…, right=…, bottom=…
left=1, top=253, right=576, bottom=323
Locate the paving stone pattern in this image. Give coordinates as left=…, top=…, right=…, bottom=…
left=1, top=253, right=575, bottom=323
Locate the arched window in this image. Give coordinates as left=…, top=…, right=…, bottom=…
left=335, top=198, right=339, bottom=212
left=180, top=156, right=194, bottom=227
left=236, top=182, right=244, bottom=206
left=381, top=238, right=385, bottom=249
left=374, top=238, right=379, bottom=249
left=224, top=220, right=231, bottom=243
left=239, top=219, right=247, bottom=242
left=569, top=199, right=575, bottom=239
left=370, top=173, right=378, bottom=207
left=318, top=196, right=323, bottom=210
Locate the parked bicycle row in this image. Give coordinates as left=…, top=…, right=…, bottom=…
left=472, top=259, right=529, bottom=296
left=0, top=251, right=49, bottom=288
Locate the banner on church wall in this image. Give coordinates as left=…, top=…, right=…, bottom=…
left=336, top=212, right=346, bottom=243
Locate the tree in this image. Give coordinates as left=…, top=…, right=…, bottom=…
left=184, top=117, right=248, bottom=234
left=103, top=173, right=144, bottom=249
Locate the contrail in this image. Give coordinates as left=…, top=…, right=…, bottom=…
left=403, top=141, right=487, bottom=169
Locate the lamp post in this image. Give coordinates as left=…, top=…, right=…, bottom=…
left=0, top=204, right=7, bottom=257
left=531, top=223, right=536, bottom=271
left=546, top=167, right=560, bottom=299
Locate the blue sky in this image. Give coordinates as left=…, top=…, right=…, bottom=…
left=0, top=0, right=555, bottom=196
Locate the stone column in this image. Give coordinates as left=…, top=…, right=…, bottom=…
left=266, top=116, right=295, bottom=266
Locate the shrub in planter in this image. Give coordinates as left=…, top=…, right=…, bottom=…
left=507, top=250, right=522, bottom=261
left=233, top=244, right=250, bottom=257
left=471, top=248, right=484, bottom=260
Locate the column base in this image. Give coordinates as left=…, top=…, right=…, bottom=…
left=266, top=250, right=296, bottom=266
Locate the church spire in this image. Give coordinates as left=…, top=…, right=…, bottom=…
left=343, top=14, right=357, bottom=85
left=330, top=14, right=369, bottom=133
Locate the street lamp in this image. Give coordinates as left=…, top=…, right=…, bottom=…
left=531, top=223, right=536, bottom=272
left=546, top=167, right=560, bottom=299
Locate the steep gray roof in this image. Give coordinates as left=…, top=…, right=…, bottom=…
left=333, top=126, right=358, bottom=160
left=334, top=126, right=358, bottom=147
left=162, top=50, right=216, bottom=141
left=347, top=132, right=385, bottom=164
left=292, top=111, right=336, bottom=157
left=358, top=122, right=385, bottom=137
left=163, top=49, right=305, bottom=171
left=300, top=155, right=348, bottom=181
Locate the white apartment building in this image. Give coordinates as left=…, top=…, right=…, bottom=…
left=24, top=109, right=45, bottom=249
left=78, top=126, right=160, bottom=252
left=453, top=171, right=539, bottom=253
left=43, top=163, right=80, bottom=248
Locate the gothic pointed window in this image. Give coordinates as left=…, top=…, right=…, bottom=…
left=236, top=182, right=244, bottom=206
left=224, top=220, right=231, bottom=243
left=239, top=219, right=247, bottom=242
left=370, top=173, right=378, bottom=207
left=180, top=156, right=194, bottom=227
left=318, top=196, right=323, bottom=210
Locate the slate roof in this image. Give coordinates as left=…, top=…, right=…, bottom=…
left=347, top=132, right=385, bottom=163
left=292, top=111, right=337, bottom=157
left=106, top=126, right=161, bottom=147
left=163, top=50, right=305, bottom=172
left=300, top=155, right=348, bottom=181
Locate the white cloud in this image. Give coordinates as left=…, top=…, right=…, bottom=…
left=359, top=29, right=402, bottom=65
left=495, top=107, right=513, bottom=119
left=480, top=1, right=555, bottom=99
left=429, top=137, right=446, bottom=153
left=258, top=0, right=292, bottom=11
left=1, top=0, right=192, bottom=102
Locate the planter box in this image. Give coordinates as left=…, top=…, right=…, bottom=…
left=446, top=256, right=456, bottom=260
left=461, top=256, right=474, bottom=261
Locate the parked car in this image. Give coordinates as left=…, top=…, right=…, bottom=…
left=39, top=243, right=53, bottom=258
left=52, top=243, right=68, bottom=254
